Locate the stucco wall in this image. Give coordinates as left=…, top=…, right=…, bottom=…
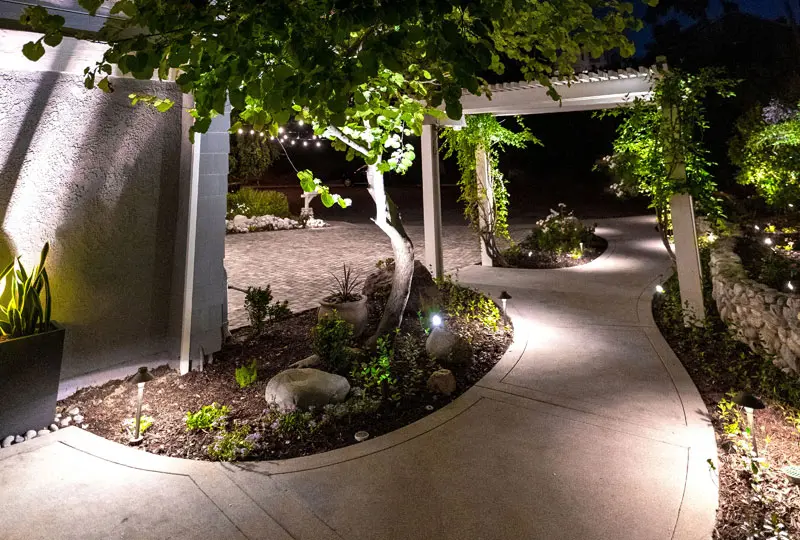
left=0, top=69, right=187, bottom=379
left=710, top=237, right=800, bottom=373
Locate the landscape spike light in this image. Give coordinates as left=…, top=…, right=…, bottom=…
left=733, top=391, right=765, bottom=457
left=500, top=291, right=511, bottom=325
left=431, top=314, right=442, bottom=327
left=298, top=119, right=304, bottom=126
left=764, top=237, right=773, bottom=246
left=656, top=284, right=665, bottom=294
left=129, top=367, right=154, bottom=444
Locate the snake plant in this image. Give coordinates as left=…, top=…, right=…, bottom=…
left=0, top=243, right=52, bottom=339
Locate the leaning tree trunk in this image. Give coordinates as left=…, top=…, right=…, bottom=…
left=365, top=164, right=415, bottom=346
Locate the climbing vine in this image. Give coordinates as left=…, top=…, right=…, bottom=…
left=440, top=114, right=538, bottom=265
left=596, top=68, right=736, bottom=260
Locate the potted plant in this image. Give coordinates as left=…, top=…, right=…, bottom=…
left=318, top=264, right=368, bottom=337
left=0, top=243, right=65, bottom=437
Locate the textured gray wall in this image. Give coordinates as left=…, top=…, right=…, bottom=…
left=0, top=70, right=187, bottom=379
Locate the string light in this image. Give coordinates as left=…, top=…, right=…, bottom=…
left=278, top=127, right=284, bottom=134
left=237, top=128, right=243, bottom=134
left=754, top=225, right=760, bottom=231
left=764, top=238, right=773, bottom=246
left=290, top=139, right=296, bottom=145
left=788, top=282, right=795, bottom=291
left=656, top=284, right=665, bottom=294
left=259, top=132, right=265, bottom=137
left=298, top=120, right=304, bottom=125
left=316, top=141, right=321, bottom=147
left=249, top=129, right=255, bottom=135
left=302, top=141, right=308, bottom=146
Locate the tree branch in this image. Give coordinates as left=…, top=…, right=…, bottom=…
left=324, top=126, right=369, bottom=156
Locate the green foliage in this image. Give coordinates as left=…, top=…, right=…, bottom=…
left=520, top=204, right=595, bottom=256
left=0, top=243, right=52, bottom=339
left=227, top=188, right=289, bottom=219
left=184, top=403, right=230, bottom=431
left=326, top=264, right=362, bottom=303
left=244, top=285, right=291, bottom=333
left=312, top=313, right=354, bottom=374
left=350, top=333, right=398, bottom=400
left=441, top=115, right=539, bottom=249
left=123, top=415, right=154, bottom=435
left=597, top=69, right=736, bottom=255
left=235, top=359, right=258, bottom=389
left=269, top=409, right=318, bottom=438
left=734, top=103, right=800, bottom=207
left=207, top=424, right=254, bottom=461
left=435, top=276, right=501, bottom=331
left=229, top=132, right=282, bottom=181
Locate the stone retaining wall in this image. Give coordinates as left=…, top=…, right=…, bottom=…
left=710, top=237, right=800, bottom=373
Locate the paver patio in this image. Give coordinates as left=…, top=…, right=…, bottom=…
left=225, top=222, right=531, bottom=330
left=0, top=216, right=717, bottom=540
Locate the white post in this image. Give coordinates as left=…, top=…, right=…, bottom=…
left=671, top=193, right=705, bottom=323
left=421, top=123, right=444, bottom=279
left=475, top=144, right=494, bottom=267
left=180, top=131, right=201, bottom=375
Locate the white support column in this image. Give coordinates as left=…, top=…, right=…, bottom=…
left=421, top=123, right=444, bottom=279
left=475, top=144, right=494, bottom=267
left=671, top=193, right=705, bottom=323
left=180, top=131, right=201, bottom=375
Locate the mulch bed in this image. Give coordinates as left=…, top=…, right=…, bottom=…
left=58, top=296, right=512, bottom=461
left=653, top=266, right=800, bottom=539
left=502, top=234, right=608, bottom=269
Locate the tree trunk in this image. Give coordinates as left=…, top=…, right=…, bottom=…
left=656, top=206, right=677, bottom=263
left=365, top=164, right=415, bottom=346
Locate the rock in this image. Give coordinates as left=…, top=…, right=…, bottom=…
left=24, top=430, right=36, bottom=441
left=37, top=430, right=49, bottom=437
left=426, top=328, right=473, bottom=366
left=73, top=414, right=84, bottom=424
left=363, top=260, right=437, bottom=315
left=49, top=424, right=58, bottom=432
left=1, top=436, right=13, bottom=448
left=427, top=369, right=457, bottom=396
left=289, top=354, right=322, bottom=369
left=232, top=215, right=248, bottom=227
left=265, top=368, right=350, bottom=410
left=60, top=418, right=71, bottom=427
left=67, top=407, right=80, bottom=416
left=14, top=436, right=23, bottom=444
left=54, top=413, right=61, bottom=420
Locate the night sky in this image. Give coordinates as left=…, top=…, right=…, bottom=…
left=632, top=0, right=795, bottom=54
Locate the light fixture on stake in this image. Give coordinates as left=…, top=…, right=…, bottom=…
left=129, top=367, right=154, bottom=444
left=499, top=291, right=511, bottom=325
left=430, top=314, right=443, bottom=327
left=655, top=284, right=665, bottom=294
left=732, top=391, right=765, bottom=457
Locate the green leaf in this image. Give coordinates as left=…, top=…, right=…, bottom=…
left=43, top=32, right=62, bottom=48
left=320, top=191, right=335, bottom=208
left=97, top=77, right=112, bottom=93
left=22, top=40, right=45, bottom=62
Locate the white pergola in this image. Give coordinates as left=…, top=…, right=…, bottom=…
left=420, top=65, right=706, bottom=321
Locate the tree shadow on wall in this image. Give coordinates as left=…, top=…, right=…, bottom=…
left=51, top=79, right=183, bottom=378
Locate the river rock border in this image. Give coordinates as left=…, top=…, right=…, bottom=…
left=710, top=237, right=800, bottom=373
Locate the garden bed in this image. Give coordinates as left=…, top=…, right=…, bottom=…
left=654, top=243, right=800, bottom=539
left=503, top=233, right=607, bottom=269
left=57, top=281, right=511, bottom=462
left=735, top=220, right=800, bottom=292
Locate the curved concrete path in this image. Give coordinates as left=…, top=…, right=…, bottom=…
left=0, top=216, right=718, bottom=540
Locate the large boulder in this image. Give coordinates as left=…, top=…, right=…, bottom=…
left=265, top=368, right=350, bottom=410
left=426, top=328, right=473, bottom=366
left=363, top=260, right=438, bottom=314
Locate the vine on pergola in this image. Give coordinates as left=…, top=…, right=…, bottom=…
left=19, top=0, right=654, bottom=344
left=440, top=114, right=539, bottom=266
left=597, top=68, right=736, bottom=260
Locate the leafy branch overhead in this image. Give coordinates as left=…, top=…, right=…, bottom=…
left=20, top=0, right=654, bottom=142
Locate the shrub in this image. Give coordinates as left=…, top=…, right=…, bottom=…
left=235, top=359, right=258, bottom=388
left=269, top=409, right=318, bottom=438
left=227, top=188, right=289, bottom=219
left=350, top=333, right=397, bottom=400
left=435, top=276, right=501, bottom=331
left=0, top=243, right=52, bottom=338
left=312, top=313, right=354, bottom=374
left=244, top=285, right=291, bottom=333
left=207, top=424, right=254, bottom=461
left=185, top=403, right=230, bottom=431
left=521, top=204, right=595, bottom=256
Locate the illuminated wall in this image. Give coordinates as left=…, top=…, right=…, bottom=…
left=0, top=69, right=188, bottom=380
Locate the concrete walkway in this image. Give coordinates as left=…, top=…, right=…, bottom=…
left=0, top=216, right=717, bottom=540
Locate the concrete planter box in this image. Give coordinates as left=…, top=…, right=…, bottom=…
left=0, top=324, right=65, bottom=437
left=318, top=296, right=368, bottom=338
